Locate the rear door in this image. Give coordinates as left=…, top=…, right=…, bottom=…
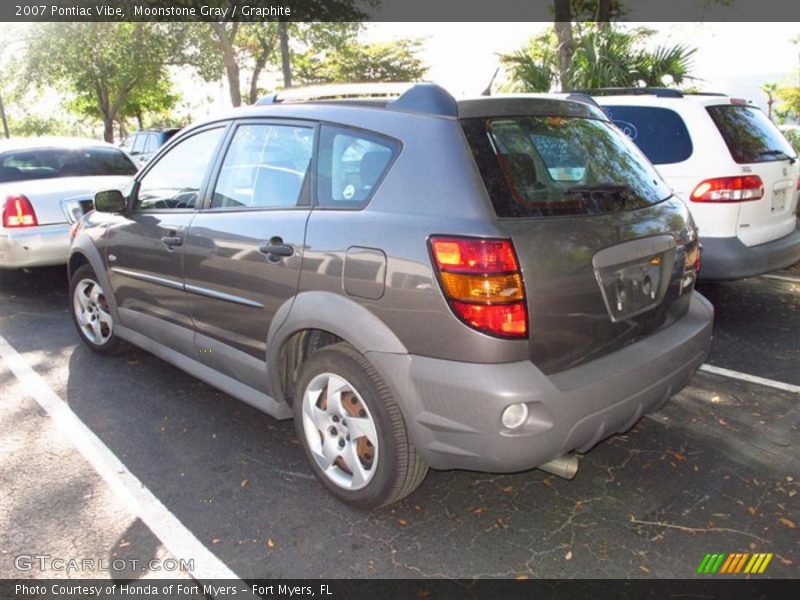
left=105, top=125, right=227, bottom=353
left=183, top=120, right=314, bottom=392
left=461, top=113, right=699, bottom=374
left=706, top=103, right=800, bottom=246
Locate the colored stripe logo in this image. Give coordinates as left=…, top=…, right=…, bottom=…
left=696, top=553, right=773, bottom=574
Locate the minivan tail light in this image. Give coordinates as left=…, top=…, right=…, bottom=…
left=690, top=176, right=764, bottom=203
left=3, top=195, right=38, bottom=228
left=430, top=236, right=528, bottom=338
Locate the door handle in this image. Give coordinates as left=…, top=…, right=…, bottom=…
left=161, top=236, right=183, bottom=249
left=258, top=237, right=294, bottom=261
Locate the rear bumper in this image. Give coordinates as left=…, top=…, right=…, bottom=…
left=699, top=224, right=800, bottom=280
left=369, top=292, right=714, bottom=473
left=0, top=223, right=71, bottom=269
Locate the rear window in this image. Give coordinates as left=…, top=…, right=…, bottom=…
left=603, top=105, right=693, bottom=164
left=707, top=105, right=797, bottom=164
left=461, top=116, right=671, bottom=218
left=0, top=147, right=137, bottom=183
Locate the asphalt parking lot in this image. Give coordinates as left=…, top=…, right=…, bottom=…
left=1, top=265, right=798, bottom=580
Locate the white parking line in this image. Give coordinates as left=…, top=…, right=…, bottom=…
left=699, top=363, right=800, bottom=394
left=760, top=273, right=800, bottom=284
left=0, top=334, right=241, bottom=582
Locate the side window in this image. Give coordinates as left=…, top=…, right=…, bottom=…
left=211, top=123, right=313, bottom=209
left=603, top=105, right=693, bottom=165
left=143, top=134, right=157, bottom=154
left=134, top=127, right=225, bottom=211
left=131, top=134, right=146, bottom=155
left=317, top=126, right=399, bottom=208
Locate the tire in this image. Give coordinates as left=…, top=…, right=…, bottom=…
left=69, top=263, right=125, bottom=355
left=293, top=342, right=428, bottom=508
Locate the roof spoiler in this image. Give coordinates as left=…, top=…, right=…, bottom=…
left=256, top=82, right=458, bottom=117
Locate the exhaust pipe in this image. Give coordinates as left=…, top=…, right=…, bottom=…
left=538, top=454, right=579, bottom=479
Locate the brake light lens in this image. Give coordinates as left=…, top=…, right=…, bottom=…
left=430, top=237, right=527, bottom=338
left=2, top=195, right=38, bottom=228
left=690, top=176, right=764, bottom=203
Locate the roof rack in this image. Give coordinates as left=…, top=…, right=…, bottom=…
left=256, top=82, right=458, bottom=117
left=569, top=87, right=685, bottom=98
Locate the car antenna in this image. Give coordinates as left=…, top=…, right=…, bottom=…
left=481, top=68, right=500, bottom=97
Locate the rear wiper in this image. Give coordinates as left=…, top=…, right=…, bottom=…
left=760, top=149, right=797, bottom=164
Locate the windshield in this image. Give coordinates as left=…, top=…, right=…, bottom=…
left=0, top=147, right=137, bottom=183
left=461, top=116, right=671, bottom=218
left=707, top=105, right=797, bottom=165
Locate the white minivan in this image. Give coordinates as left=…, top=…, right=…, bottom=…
left=594, top=89, right=800, bottom=279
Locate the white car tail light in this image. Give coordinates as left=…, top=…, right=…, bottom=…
left=2, top=195, right=38, bottom=227
left=690, top=176, right=764, bottom=203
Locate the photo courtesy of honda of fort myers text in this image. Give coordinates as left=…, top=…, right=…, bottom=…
left=1, top=0, right=800, bottom=599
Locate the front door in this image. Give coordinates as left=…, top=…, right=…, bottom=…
left=105, top=125, right=227, bottom=354
left=183, top=120, right=315, bottom=391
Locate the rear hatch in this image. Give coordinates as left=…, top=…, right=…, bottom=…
left=706, top=102, right=799, bottom=247
left=460, top=100, right=699, bottom=374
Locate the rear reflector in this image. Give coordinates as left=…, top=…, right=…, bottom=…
left=3, top=195, right=38, bottom=228
left=690, top=176, right=764, bottom=203
left=430, top=236, right=527, bottom=338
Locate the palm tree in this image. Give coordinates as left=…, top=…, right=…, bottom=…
left=501, top=25, right=696, bottom=92
left=761, top=82, right=780, bottom=121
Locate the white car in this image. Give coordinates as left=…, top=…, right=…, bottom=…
left=0, top=137, right=137, bottom=269
left=594, top=89, right=800, bottom=280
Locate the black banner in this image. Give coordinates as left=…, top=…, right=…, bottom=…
left=3, top=0, right=800, bottom=22
left=1, top=579, right=799, bottom=600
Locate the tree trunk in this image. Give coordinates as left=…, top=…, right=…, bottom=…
left=223, top=48, right=242, bottom=107
left=279, top=21, right=292, bottom=88
left=136, top=110, right=143, bottom=130
left=249, top=44, right=271, bottom=104
left=103, top=116, right=114, bottom=143
left=210, top=23, right=242, bottom=108
left=0, top=91, right=9, bottom=139
left=596, top=0, right=612, bottom=25
left=553, top=0, right=575, bottom=91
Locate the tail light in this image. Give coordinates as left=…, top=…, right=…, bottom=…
left=690, top=176, right=764, bottom=203
left=2, top=195, right=38, bottom=228
left=430, top=236, right=528, bottom=338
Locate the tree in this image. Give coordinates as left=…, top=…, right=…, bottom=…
left=174, top=1, right=370, bottom=106
left=777, top=86, right=800, bottom=121
left=26, top=23, right=183, bottom=142
left=761, top=82, right=780, bottom=121
left=293, top=39, right=426, bottom=85
left=501, top=24, right=696, bottom=92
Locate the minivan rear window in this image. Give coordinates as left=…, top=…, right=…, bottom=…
left=707, top=105, right=797, bottom=164
left=461, top=116, right=671, bottom=218
left=603, top=105, right=693, bottom=164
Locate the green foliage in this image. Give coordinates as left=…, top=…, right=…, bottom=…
left=501, top=24, right=696, bottom=92
left=26, top=23, right=183, bottom=141
left=500, top=31, right=558, bottom=93
left=294, top=38, right=426, bottom=85
left=783, top=129, right=800, bottom=154
left=777, top=87, right=800, bottom=121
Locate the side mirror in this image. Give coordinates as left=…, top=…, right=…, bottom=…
left=94, top=189, right=126, bottom=213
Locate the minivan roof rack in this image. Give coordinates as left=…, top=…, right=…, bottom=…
left=569, top=87, right=685, bottom=98
left=256, top=82, right=458, bottom=117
